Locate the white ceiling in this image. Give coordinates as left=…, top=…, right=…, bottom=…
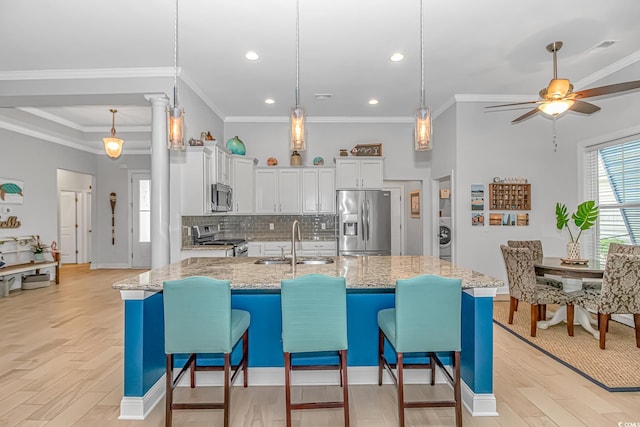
left=1, top=0, right=640, bottom=154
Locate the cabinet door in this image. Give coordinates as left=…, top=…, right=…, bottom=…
left=360, top=159, right=383, bottom=189
left=233, top=157, right=255, bottom=213
left=317, top=169, right=336, bottom=213
left=336, top=160, right=360, bottom=189
left=278, top=169, right=301, bottom=213
left=182, top=148, right=212, bottom=215
left=215, top=146, right=231, bottom=185
left=255, top=169, right=278, bottom=213
left=302, top=170, right=319, bottom=213
left=247, top=242, right=264, bottom=257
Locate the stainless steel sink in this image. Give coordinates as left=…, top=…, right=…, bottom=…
left=297, top=257, right=334, bottom=265
left=253, top=257, right=334, bottom=265
left=253, top=258, right=290, bottom=265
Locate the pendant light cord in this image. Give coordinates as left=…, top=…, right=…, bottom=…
left=420, top=0, right=425, bottom=108
left=173, top=0, right=179, bottom=105
left=295, top=0, right=300, bottom=107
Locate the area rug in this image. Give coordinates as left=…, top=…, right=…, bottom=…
left=493, top=300, right=640, bottom=392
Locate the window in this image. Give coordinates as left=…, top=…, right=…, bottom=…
left=138, top=179, right=151, bottom=243
left=586, top=139, right=640, bottom=261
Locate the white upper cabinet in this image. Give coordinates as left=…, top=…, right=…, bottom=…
left=232, top=156, right=255, bottom=214
left=255, top=168, right=301, bottom=214
left=335, top=158, right=383, bottom=189
left=302, top=169, right=335, bottom=213
left=181, top=147, right=213, bottom=215
left=214, top=145, right=231, bottom=186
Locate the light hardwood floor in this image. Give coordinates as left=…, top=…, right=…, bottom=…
left=0, top=264, right=639, bottom=426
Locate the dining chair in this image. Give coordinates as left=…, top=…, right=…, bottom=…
left=280, top=274, right=349, bottom=427
left=163, top=276, right=250, bottom=427
left=377, top=275, right=462, bottom=427
left=575, top=253, right=640, bottom=349
left=583, top=243, right=640, bottom=292
left=501, top=245, right=575, bottom=336
left=507, top=240, right=563, bottom=289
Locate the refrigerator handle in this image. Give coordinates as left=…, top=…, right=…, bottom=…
left=366, top=199, right=371, bottom=241
left=361, top=200, right=366, bottom=241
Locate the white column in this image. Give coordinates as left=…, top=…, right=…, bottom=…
left=145, top=94, right=170, bottom=269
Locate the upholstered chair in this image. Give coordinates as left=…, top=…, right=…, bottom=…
left=377, top=275, right=462, bottom=427
left=507, top=240, right=563, bottom=289
left=576, top=253, right=640, bottom=349
left=163, top=277, right=250, bottom=427
left=501, top=245, right=575, bottom=336
left=280, top=274, right=349, bottom=427
left=583, top=243, right=640, bottom=292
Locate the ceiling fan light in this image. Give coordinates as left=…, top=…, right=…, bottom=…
left=289, top=105, right=306, bottom=151
left=167, top=104, right=185, bottom=150
left=538, top=99, right=574, bottom=116
left=415, top=106, right=432, bottom=151
left=547, top=79, right=571, bottom=98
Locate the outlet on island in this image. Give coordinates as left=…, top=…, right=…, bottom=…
left=269, top=223, right=274, bottom=230
left=321, top=223, right=326, bottom=230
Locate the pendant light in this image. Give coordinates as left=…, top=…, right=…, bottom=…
left=414, top=0, right=432, bottom=151
left=103, top=109, right=124, bottom=159
left=168, top=0, right=185, bottom=150
left=289, top=0, right=306, bottom=151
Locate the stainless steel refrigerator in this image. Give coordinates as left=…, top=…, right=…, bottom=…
left=337, top=190, right=391, bottom=256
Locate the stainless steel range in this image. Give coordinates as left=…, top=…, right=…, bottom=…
left=192, top=225, right=248, bottom=257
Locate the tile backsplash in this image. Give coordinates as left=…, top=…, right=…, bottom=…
left=182, top=214, right=337, bottom=246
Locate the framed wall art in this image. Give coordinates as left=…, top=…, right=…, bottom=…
left=0, top=178, right=24, bottom=204
left=409, top=190, right=420, bottom=218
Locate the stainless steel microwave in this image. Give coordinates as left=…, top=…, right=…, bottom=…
left=211, top=183, right=232, bottom=212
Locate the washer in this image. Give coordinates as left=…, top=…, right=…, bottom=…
left=439, top=217, right=452, bottom=261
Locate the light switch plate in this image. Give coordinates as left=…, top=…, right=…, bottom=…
left=1, top=207, right=12, bottom=214
left=269, top=223, right=274, bottom=230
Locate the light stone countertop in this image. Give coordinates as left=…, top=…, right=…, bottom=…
left=112, top=256, right=502, bottom=292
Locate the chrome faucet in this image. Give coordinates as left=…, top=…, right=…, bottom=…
left=291, top=220, right=302, bottom=267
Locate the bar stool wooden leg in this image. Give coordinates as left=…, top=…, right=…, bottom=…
left=378, top=329, right=384, bottom=386
left=453, top=351, right=462, bottom=427
left=341, top=349, right=350, bottom=426
left=397, top=352, right=405, bottom=427
left=166, top=354, right=173, bottom=427
left=284, top=352, right=292, bottom=427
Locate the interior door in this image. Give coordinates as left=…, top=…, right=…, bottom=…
left=59, top=190, right=77, bottom=264
left=131, top=173, right=151, bottom=268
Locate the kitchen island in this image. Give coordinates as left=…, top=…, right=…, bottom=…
left=113, top=256, right=501, bottom=420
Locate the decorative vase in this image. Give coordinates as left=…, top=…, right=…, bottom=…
left=566, top=242, right=581, bottom=259
left=34, top=252, right=45, bottom=262
left=225, top=136, right=246, bottom=155
left=290, top=151, right=301, bottom=166
left=339, top=149, right=348, bottom=157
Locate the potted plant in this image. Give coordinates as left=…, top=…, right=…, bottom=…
left=555, top=200, right=599, bottom=259
left=31, top=236, right=50, bottom=262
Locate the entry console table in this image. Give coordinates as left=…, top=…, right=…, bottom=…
left=535, top=257, right=604, bottom=338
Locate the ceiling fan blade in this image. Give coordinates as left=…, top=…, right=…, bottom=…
left=570, top=100, right=601, bottom=114
left=485, top=100, right=540, bottom=109
left=511, top=108, right=539, bottom=123
left=574, top=80, right=640, bottom=99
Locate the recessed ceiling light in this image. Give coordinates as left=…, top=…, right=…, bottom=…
left=244, top=51, right=259, bottom=61
left=368, top=99, right=379, bottom=105
left=390, top=53, right=404, bottom=62
left=264, top=98, right=275, bottom=104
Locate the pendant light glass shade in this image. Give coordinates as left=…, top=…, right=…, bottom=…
left=289, top=106, right=306, bottom=151
left=415, top=106, right=432, bottom=151
left=167, top=104, right=185, bottom=150
left=103, top=109, right=124, bottom=159
left=167, top=0, right=185, bottom=151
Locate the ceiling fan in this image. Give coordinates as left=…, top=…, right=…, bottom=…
left=486, top=41, right=640, bottom=123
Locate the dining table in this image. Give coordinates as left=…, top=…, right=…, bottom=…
left=534, top=257, right=604, bottom=339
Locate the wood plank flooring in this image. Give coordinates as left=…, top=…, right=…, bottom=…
left=0, top=264, right=639, bottom=426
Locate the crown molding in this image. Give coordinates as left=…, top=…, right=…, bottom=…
left=180, top=71, right=226, bottom=121
left=0, top=67, right=174, bottom=81
left=16, top=107, right=151, bottom=133
left=574, top=48, right=640, bottom=89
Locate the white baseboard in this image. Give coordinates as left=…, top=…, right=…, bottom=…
left=119, top=366, right=497, bottom=419
left=91, top=263, right=130, bottom=269
left=118, top=376, right=164, bottom=420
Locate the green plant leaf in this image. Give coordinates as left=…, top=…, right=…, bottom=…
left=555, top=203, right=569, bottom=230
left=572, top=200, right=599, bottom=231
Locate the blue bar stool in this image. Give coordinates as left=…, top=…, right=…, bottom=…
left=377, top=275, right=462, bottom=427
left=280, top=274, right=349, bottom=427
left=163, top=276, right=250, bottom=427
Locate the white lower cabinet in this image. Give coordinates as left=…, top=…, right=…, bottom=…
left=300, top=241, right=337, bottom=256
left=249, top=241, right=336, bottom=257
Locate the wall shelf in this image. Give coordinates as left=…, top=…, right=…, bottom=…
left=489, top=183, right=531, bottom=210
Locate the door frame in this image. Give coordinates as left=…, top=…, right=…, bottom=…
left=129, top=169, right=151, bottom=268
left=383, top=182, right=406, bottom=256
left=431, top=170, right=455, bottom=263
